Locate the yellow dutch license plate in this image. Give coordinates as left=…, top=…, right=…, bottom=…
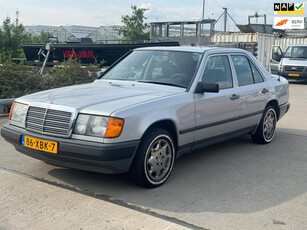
left=289, top=73, right=299, bottom=77
left=22, top=135, right=58, bottom=154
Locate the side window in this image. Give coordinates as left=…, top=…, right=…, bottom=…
left=250, top=62, right=264, bottom=83
left=202, top=55, right=233, bottom=90
left=231, top=55, right=254, bottom=86
left=272, top=46, right=282, bottom=62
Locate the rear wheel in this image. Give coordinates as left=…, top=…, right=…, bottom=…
left=130, top=128, right=175, bottom=188
left=251, top=105, right=277, bottom=144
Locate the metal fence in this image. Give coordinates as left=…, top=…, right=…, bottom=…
left=0, top=98, right=15, bottom=114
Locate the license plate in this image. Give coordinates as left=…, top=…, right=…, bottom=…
left=21, top=135, right=58, bottom=154
left=289, top=73, right=299, bottom=77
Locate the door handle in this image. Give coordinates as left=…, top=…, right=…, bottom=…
left=262, top=88, right=269, bottom=94
left=230, top=94, right=240, bottom=100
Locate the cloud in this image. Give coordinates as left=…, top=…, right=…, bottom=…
left=140, top=3, right=152, bottom=10
left=142, top=3, right=203, bottom=22
left=0, top=0, right=127, bottom=26
left=0, top=0, right=277, bottom=27
left=138, top=0, right=276, bottom=33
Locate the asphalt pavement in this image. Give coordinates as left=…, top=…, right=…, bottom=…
left=0, top=82, right=306, bottom=230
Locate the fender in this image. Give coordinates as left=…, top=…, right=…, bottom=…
left=106, top=93, right=195, bottom=147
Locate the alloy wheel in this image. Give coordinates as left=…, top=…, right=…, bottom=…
left=144, top=135, right=175, bottom=184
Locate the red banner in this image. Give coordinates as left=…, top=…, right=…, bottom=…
left=63, top=50, right=94, bottom=58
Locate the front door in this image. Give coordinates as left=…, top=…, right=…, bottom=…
left=270, top=45, right=283, bottom=74
left=194, top=55, right=241, bottom=146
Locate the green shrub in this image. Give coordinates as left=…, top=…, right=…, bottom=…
left=0, top=61, right=40, bottom=99
left=46, top=58, right=98, bottom=89
left=0, top=59, right=100, bottom=99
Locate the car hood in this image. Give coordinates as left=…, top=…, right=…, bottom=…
left=18, top=80, right=185, bottom=116
left=282, top=58, right=307, bottom=66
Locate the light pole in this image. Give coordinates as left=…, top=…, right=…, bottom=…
left=202, top=0, right=205, bottom=19
left=201, top=0, right=205, bottom=36
left=223, top=7, right=227, bottom=33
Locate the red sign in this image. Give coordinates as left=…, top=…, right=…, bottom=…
left=63, top=50, right=94, bottom=58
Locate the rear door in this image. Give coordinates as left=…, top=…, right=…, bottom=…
left=230, top=54, right=270, bottom=129
left=270, top=46, right=283, bottom=74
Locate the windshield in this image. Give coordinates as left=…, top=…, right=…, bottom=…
left=102, top=50, right=203, bottom=88
left=284, top=46, right=307, bottom=58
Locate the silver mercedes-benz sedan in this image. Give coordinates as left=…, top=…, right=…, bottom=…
left=1, top=47, right=290, bottom=188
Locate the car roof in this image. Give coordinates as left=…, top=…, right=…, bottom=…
left=134, top=46, right=250, bottom=54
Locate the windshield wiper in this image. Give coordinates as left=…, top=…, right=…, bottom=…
left=137, top=80, right=186, bottom=88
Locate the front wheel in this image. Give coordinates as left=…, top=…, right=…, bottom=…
left=130, top=128, right=175, bottom=188
left=251, top=106, right=277, bottom=144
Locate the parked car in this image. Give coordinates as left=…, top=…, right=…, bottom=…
left=1, top=47, right=290, bottom=188
left=270, top=44, right=307, bottom=79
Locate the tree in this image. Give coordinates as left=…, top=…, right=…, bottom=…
left=0, top=11, right=29, bottom=62
left=29, top=31, right=53, bottom=44
left=118, top=5, right=150, bottom=43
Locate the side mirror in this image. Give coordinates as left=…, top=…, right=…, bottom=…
left=195, top=82, right=219, bottom=93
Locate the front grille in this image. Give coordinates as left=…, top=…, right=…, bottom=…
left=26, top=106, right=72, bottom=137
left=285, top=65, right=305, bottom=72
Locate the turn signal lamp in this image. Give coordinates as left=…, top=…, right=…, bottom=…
left=105, top=117, right=125, bottom=138
left=8, top=101, right=15, bottom=120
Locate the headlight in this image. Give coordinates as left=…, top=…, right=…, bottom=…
left=73, top=114, right=124, bottom=138
left=9, top=102, right=28, bottom=127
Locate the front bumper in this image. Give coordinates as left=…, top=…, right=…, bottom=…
left=278, top=70, right=307, bottom=79
left=1, top=123, right=140, bottom=174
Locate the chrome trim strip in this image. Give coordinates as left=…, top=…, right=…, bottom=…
left=179, top=110, right=263, bottom=135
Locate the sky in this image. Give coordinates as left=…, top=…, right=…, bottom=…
left=0, top=0, right=288, bottom=29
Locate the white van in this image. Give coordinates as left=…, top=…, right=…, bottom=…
left=270, top=44, right=307, bottom=79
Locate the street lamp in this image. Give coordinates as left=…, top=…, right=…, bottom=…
left=202, top=0, right=205, bottom=19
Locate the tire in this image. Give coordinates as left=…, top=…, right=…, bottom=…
left=251, top=105, right=277, bottom=144
left=130, top=128, right=176, bottom=188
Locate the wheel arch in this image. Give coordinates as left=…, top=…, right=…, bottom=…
left=141, top=119, right=179, bottom=151
left=266, top=99, right=280, bottom=120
